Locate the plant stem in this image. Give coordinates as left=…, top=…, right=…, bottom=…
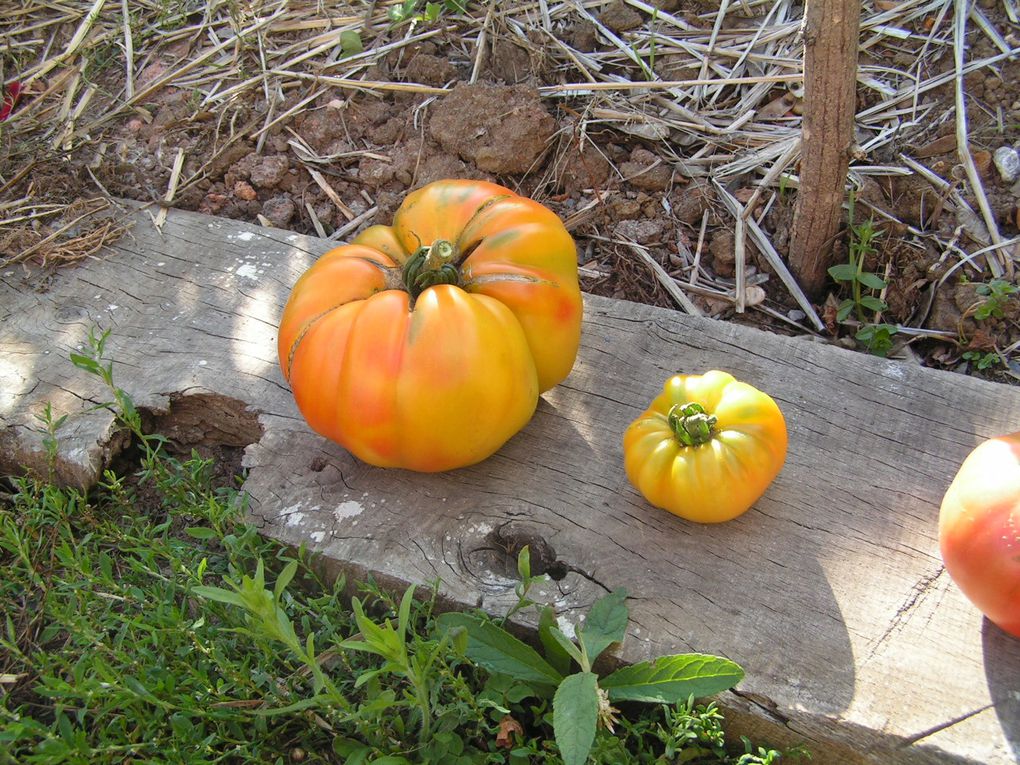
left=667, top=403, right=718, bottom=447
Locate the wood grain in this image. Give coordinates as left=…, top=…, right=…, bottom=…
left=1, top=204, right=1018, bottom=764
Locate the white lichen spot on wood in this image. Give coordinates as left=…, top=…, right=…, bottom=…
left=556, top=615, right=577, bottom=639
left=235, top=263, right=259, bottom=280
left=335, top=500, right=364, bottom=521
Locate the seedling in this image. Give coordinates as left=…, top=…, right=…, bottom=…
left=854, top=322, right=898, bottom=358
left=827, top=219, right=887, bottom=323
left=437, top=550, right=744, bottom=765
left=388, top=0, right=466, bottom=25
left=972, top=279, right=1017, bottom=321
left=962, top=350, right=1002, bottom=371
left=827, top=192, right=900, bottom=357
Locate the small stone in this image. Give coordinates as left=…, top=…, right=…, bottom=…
left=614, top=218, right=669, bottom=244
left=249, top=155, right=290, bottom=189
left=744, top=285, right=766, bottom=307
left=599, top=0, right=644, bottom=32
left=233, top=180, right=257, bottom=201
left=993, top=146, right=1020, bottom=183
left=620, top=148, right=673, bottom=192
left=261, top=195, right=296, bottom=227
left=708, top=229, right=736, bottom=277
left=608, top=197, right=643, bottom=220
left=972, top=149, right=992, bottom=178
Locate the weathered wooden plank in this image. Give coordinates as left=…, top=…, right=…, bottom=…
left=1, top=205, right=1018, bottom=764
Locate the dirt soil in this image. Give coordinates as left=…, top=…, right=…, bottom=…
left=2, top=0, right=1019, bottom=382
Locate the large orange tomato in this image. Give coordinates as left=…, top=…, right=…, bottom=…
left=622, top=371, right=788, bottom=523
left=939, top=432, right=1020, bottom=638
left=277, top=179, right=583, bottom=472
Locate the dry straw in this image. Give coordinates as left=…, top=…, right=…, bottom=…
left=1, top=0, right=1016, bottom=343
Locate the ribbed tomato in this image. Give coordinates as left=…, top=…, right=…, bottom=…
left=939, top=432, right=1020, bottom=638
left=277, top=179, right=583, bottom=472
left=622, top=371, right=788, bottom=523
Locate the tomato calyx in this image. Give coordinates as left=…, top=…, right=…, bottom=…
left=403, top=239, right=461, bottom=299
left=667, top=402, right=718, bottom=447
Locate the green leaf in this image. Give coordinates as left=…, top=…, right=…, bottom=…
left=553, top=672, right=599, bottom=765
left=548, top=625, right=585, bottom=669
left=578, top=589, right=628, bottom=665
left=827, top=263, right=857, bottom=282
left=538, top=606, right=573, bottom=676
left=274, top=559, right=299, bottom=601
left=333, top=737, right=372, bottom=763
left=517, top=545, right=532, bottom=581
left=835, top=299, right=854, bottom=323
left=857, top=271, right=887, bottom=290
left=600, top=653, right=744, bottom=703
left=339, top=29, right=363, bottom=56
left=436, top=613, right=563, bottom=686
left=123, top=675, right=160, bottom=703
left=397, top=585, right=415, bottom=643
left=254, top=694, right=332, bottom=716
left=191, top=585, right=246, bottom=608
left=69, top=353, right=101, bottom=375
left=859, top=295, right=888, bottom=313
left=185, top=526, right=218, bottom=540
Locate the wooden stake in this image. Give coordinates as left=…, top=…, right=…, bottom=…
left=788, top=0, right=861, bottom=299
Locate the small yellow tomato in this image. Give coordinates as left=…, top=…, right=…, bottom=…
left=622, top=370, right=788, bottom=523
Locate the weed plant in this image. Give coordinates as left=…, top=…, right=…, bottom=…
left=828, top=192, right=898, bottom=357
left=0, top=332, right=808, bottom=764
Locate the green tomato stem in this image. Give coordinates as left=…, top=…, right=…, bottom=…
left=667, top=402, right=717, bottom=447
left=402, top=239, right=461, bottom=299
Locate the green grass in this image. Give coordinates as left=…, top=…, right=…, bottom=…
left=0, top=334, right=809, bottom=764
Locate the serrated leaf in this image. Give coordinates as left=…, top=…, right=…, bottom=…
left=601, top=653, right=744, bottom=703
left=553, top=672, right=599, bottom=765
left=436, top=613, right=563, bottom=686
left=857, top=271, right=887, bottom=290
left=578, top=589, right=628, bottom=664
